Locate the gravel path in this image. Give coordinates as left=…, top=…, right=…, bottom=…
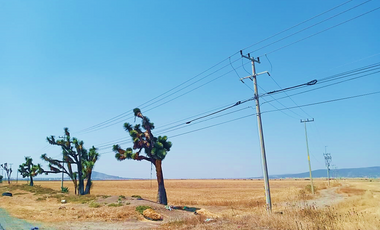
left=306, top=187, right=346, bottom=208
left=0, top=207, right=45, bottom=230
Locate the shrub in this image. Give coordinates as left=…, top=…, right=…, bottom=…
left=136, top=205, right=151, bottom=214
left=89, top=202, right=101, bottom=208
left=108, top=203, right=123, bottom=207
left=61, top=187, right=69, bottom=193
left=132, top=195, right=142, bottom=199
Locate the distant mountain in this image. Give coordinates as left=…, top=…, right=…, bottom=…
left=263, top=166, right=380, bottom=179
left=91, top=171, right=131, bottom=180
left=30, top=171, right=132, bottom=181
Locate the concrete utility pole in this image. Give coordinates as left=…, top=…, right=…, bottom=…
left=300, top=118, right=315, bottom=194
left=59, top=135, right=66, bottom=190
left=240, top=50, right=272, bottom=212
left=323, top=146, right=332, bottom=186
left=10, top=163, right=12, bottom=183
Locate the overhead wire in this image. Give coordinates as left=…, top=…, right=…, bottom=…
left=76, top=56, right=244, bottom=135
left=261, top=6, right=380, bottom=56
left=171, top=90, right=380, bottom=139
left=262, top=91, right=380, bottom=114
left=248, top=0, right=373, bottom=56
left=75, top=1, right=365, bottom=136
left=240, top=0, right=354, bottom=51
left=238, top=59, right=300, bottom=119
left=262, top=64, right=380, bottom=104
left=98, top=90, right=380, bottom=155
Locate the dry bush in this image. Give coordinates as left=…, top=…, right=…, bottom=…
left=337, top=187, right=366, bottom=196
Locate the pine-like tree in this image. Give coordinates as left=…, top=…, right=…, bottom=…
left=113, top=108, right=172, bottom=205
left=18, top=157, right=43, bottom=186
left=41, top=128, right=99, bottom=195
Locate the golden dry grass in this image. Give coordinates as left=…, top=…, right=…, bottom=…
left=0, top=178, right=378, bottom=229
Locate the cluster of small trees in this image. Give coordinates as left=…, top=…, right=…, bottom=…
left=11, top=108, right=172, bottom=204
left=14, top=128, right=99, bottom=195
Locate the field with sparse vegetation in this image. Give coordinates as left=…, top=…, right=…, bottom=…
left=0, top=179, right=379, bottom=229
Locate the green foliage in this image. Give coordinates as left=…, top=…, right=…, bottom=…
left=61, top=187, right=69, bottom=193
left=136, top=205, right=151, bottom=214
left=6, top=184, right=58, bottom=195
left=133, top=108, right=141, bottom=116
left=119, top=195, right=126, bottom=199
left=132, top=195, right=142, bottom=199
left=42, top=128, right=99, bottom=195
left=113, top=108, right=171, bottom=204
left=89, top=202, right=101, bottom=208
left=18, top=157, right=43, bottom=186
left=151, top=136, right=172, bottom=160
left=113, top=108, right=173, bottom=161
left=108, top=203, right=123, bottom=207
left=53, top=194, right=97, bottom=204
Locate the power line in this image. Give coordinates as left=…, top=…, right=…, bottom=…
left=263, top=67, right=380, bottom=104
left=185, top=98, right=254, bottom=124
left=170, top=90, right=380, bottom=138
left=268, top=74, right=313, bottom=118
left=74, top=3, right=380, bottom=137
left=240, top=0, right=354, bottom=51
left=74, top=1, right=364, bottom=136
left=261, top=6, right=380, bottom=56
left=76, top=56, right=244, bottom=135
left=262, top=91, right=380, bottom=114
left=96, top=106, right=253, bottom=151
left=247, top=0, right=372, bottom=55
left=95, top=90, right=380, bottom=155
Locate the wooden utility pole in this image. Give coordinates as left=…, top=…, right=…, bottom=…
left=301, top=118, right=315, bottom=194
left=240, top=50, right=272, bottom=212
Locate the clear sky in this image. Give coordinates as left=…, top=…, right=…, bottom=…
left=1, top=0, right=379, bottom=180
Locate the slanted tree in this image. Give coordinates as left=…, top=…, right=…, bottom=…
left=0, top=163, right=13, bottom=184
left=113, top=108, right=172, bottom=205
left=18, top=157, right=43, bottom=186
left=41, top=128, right=99, bottom=195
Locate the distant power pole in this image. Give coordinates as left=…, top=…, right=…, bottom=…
left=323, top=146, right=332, bottom=186
left=300, top=118, right=315, bottom=194
left=240, top=50, right=272, bottom=212
left=10, top=163, right=12, bottom=183
left=59, top=135, right=66, bottom=190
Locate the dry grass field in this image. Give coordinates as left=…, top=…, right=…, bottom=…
left=0, top=178, right=379, bottom=229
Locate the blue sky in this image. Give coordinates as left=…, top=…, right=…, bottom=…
left=1, top=0, right=379, bottom=179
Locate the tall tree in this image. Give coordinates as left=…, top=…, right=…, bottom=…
left=113, top=108, right=172, bottom=205
left=18, top=157, right=43, bottom=186
left=41, top=128, right=99, bottom=195
left=0, top=163, right=12, bottom=184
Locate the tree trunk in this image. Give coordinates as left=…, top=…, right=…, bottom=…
left=84, top=171, right=92, bottom=195
left=155, top=159, right=167, bottom=205
left=78, top=161, right=84, bottom=195
left=30, top=176, right=34, bottom=186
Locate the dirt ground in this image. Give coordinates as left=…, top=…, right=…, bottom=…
left=0, top=179, right=377, bottom=229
